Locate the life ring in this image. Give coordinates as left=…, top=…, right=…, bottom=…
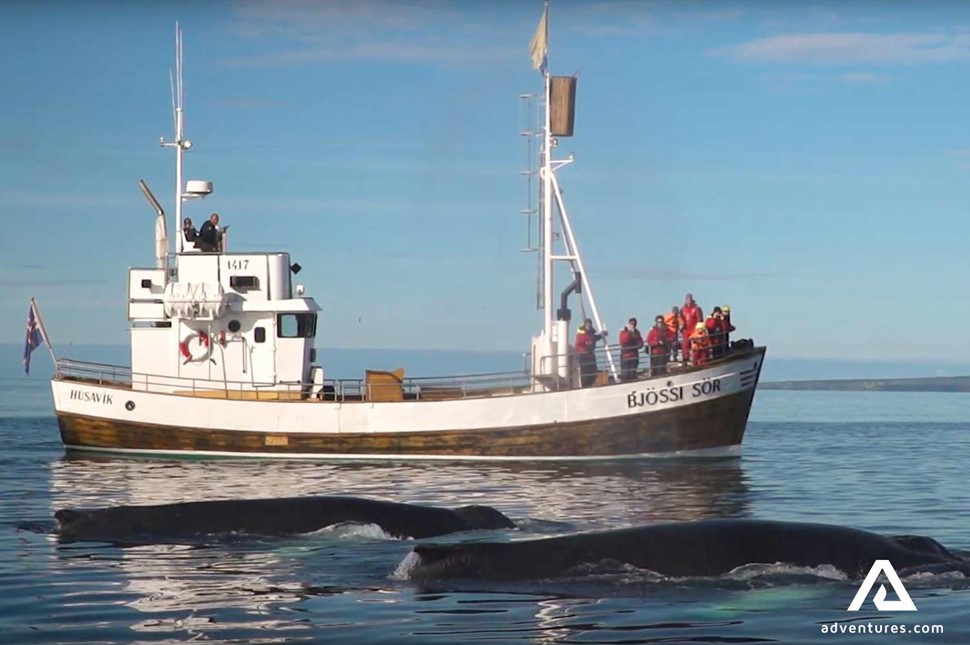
left=179, top=330, right=212, bottom=364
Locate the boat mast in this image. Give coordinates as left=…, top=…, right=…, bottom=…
left=541, top=35, right=553, bottom=341
left=533, top=2, right=618, bottom=380
left=161, top=23, right=190, bottom=253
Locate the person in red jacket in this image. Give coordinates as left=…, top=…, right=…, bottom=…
left=705, top=306, right=736, bottom=359
left=689, top=322, right=711, bottom=366
left=618, top=317, right=644, bottom=381
left=705, top=307, right=725, bottom=360
left=646, top=315, right=672, bottom=375
left=575, top=318, right=606, bottom=387
left=680, top=293, right=703, bottom=361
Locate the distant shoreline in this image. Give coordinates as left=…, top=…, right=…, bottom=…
left=761, top=376, right=970, bottom=392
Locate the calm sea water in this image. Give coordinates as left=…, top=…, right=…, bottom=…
left=1, top=375, right=968, bottom=644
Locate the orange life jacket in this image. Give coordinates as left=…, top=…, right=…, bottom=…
left=663, top=312, right=683, bottom=335
left=690, top=327, right=710, bottom=350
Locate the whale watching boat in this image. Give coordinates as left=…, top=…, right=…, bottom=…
left=48, top=17, right=764, bottom=460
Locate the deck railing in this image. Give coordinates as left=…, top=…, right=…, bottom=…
left=54, top=358, right=539, bottom=402
left=54, top=341, right=755, bottom=403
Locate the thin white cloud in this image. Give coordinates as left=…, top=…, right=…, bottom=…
left=564, top=1, right=742, bottom=38
left=206, top=98, right=291, bottom=110
left=565, top=1, right=657, bottom=37
left=220, top=42, right=515, bottom=68
left=227, top=0, right=514, bottom=67
left=215, top=195, right=507, bottom=216
left=596, top=265, right=796, bottom=282
left=0, top=277, right=101, bottom=287
left=226, top=0, right=742, bottom=67
left=233, top=0, right=457, bottom=39
left=674, top=7, right=744, bottom=23
left=716, top=32, right=970, bottom=64
left=952, top=148, right=970, bottom=170
left=838, top=71, right=889, bottom=84
left=755, top=70, right=888, bottom=91
left=0, top=192, right=136, bottom=209
left=758, top=71, right=824, bottom=85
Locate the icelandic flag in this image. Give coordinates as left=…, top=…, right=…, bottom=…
left=530, top=5, right=548, bottom=75
left=23, top=301, right=46, bottom=375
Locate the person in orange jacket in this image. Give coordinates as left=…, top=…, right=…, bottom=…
left=618, top=317, right=644, bottom=381
left=689, top=322, right=711, bottom=366
left=646, top=315, right=672, bottom=375
left=681, top=293, right=703, bottom=361
left=663, top=306, right=684, bottom=362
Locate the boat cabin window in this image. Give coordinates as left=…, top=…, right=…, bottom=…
left=254, top=327, right=266, bottom=343
left=230, top=275, right=259, bottom=290
left=277, top=313, right=317, bottom=339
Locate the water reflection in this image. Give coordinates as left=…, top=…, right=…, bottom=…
left=45, top=454, right=752, bottom=638
left=487, top=459, right=752, bottom=528
left=50, top=526, right=392, bottom=640
left=49, top=455, right=752, bottom=528
left=15, top=406, right=969, bottom=644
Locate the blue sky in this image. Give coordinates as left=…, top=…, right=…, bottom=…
left=3, top=0, right=970, bottom=363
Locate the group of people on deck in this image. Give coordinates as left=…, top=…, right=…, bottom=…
left=575, top=292, right=737, bottom=386
left=181, top=212, right=226, bottom=252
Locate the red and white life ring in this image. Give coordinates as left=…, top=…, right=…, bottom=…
left=179, top=331, right=212, bottom=364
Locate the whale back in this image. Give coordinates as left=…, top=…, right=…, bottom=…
left=405, top=519, right=970, bottom=581
left=54, top=495, right=515, bottom=543
left=891, top=535, right=954, bottom=559
left=452, top=505, right=515, bottom=531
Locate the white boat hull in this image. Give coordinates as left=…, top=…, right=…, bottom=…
left=52, top=348, right=764, bottom=460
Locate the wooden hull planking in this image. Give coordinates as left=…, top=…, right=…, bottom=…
left=57, top=385, right=756, bottom=459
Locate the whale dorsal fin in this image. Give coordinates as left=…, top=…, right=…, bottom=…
left=54, top=509, right=86, bottom=529
left=892, top=534, right=952, bottom=558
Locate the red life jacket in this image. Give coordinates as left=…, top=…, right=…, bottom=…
left=575, top=329, right=597, bottom=354
left=619, top=328, right=643, bottom=358
left=646, top=327, right=669, bottom=355
left=682, top=305, right=703, bottom=333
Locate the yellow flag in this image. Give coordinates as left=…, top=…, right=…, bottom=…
left=529, top=6, right=548, bottom=73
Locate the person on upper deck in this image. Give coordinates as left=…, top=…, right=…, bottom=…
left=182, top=217, right=198, bottom=249
left=663, top=306, right=684, bottom=362
left=721, top=305, right=735, bottom=350
left=689, top=322, right=711, bottom=366
left=575, top=318, right=606, bottom=388
left=705, top=306, right=735, bottom=360
left=618, top=317, right=644, bottom=381
left=646, top=315, right=672, bottom=376
left=705, top=307, right=724, bottom=360
left=680, top=293, right=703, bottom=361
left=198, top=212, right=225, bottom=252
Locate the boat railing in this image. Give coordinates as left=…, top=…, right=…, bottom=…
left=404, top=370, right=534, bottom=396
left=531, top=339, right=754, bottom=381
left=54, top=341, right=757, bottom=403
left=598, top=344, right=691, bottom=370
left=56, top=359, right=134, bottom=386
left=531, top=344, right=688, bottom=375
left=54, top=358, right=539, bottom=402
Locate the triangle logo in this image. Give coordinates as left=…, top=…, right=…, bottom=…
left=847, top=560, right=917, bottom=611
